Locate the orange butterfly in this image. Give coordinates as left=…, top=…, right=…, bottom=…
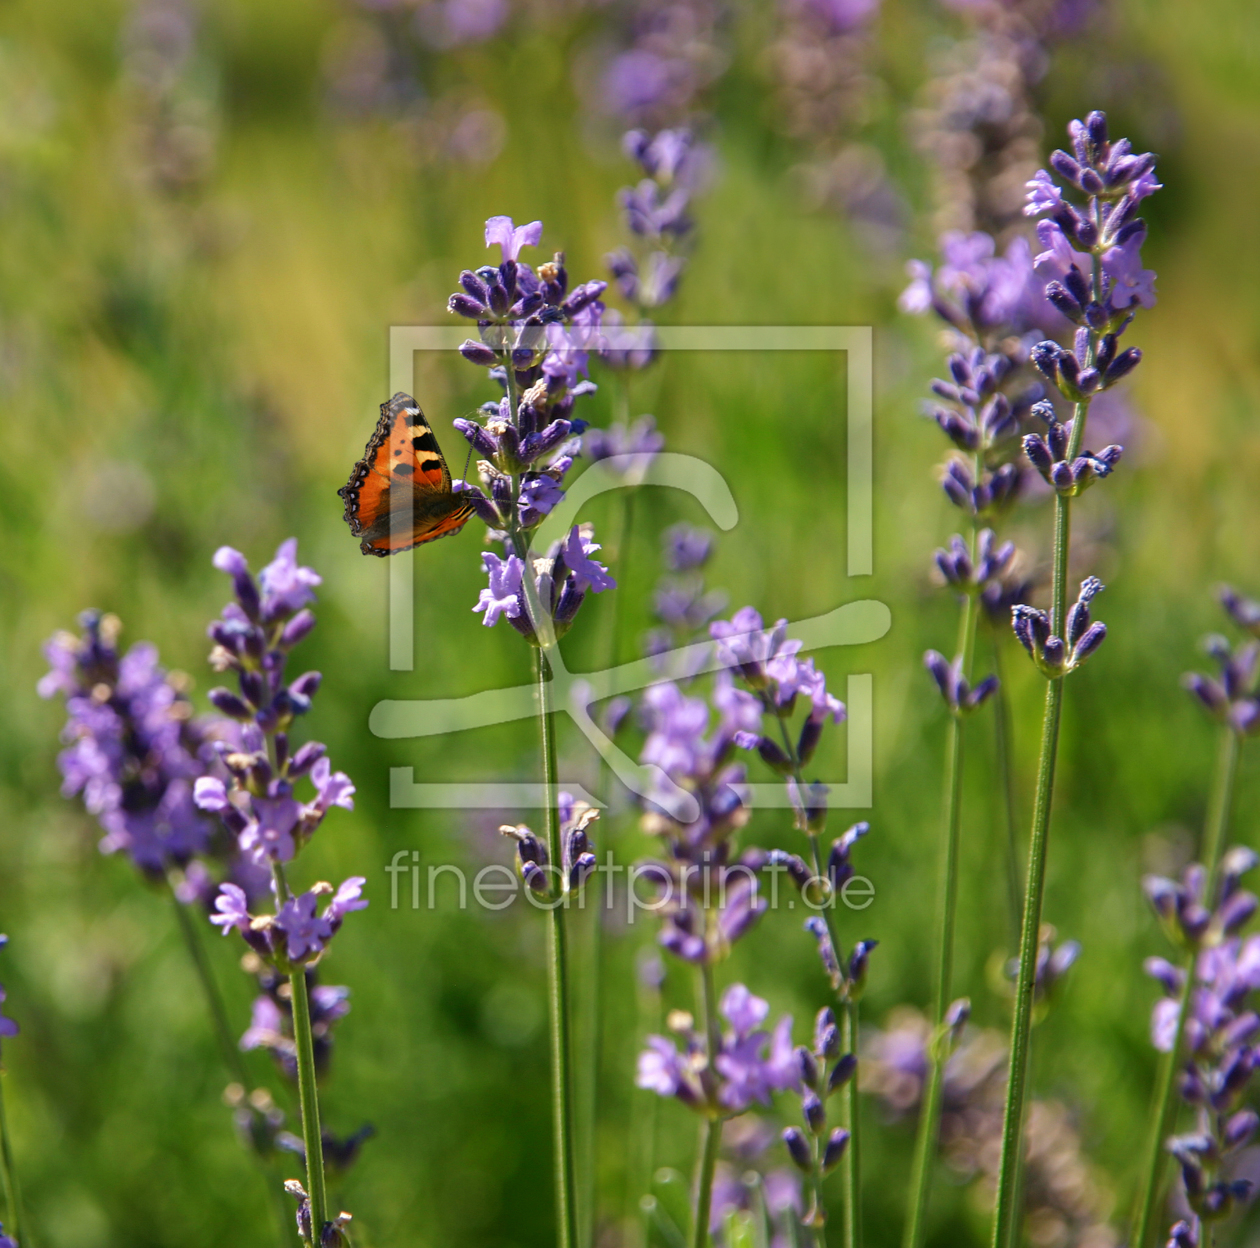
left=338, top=392, right=475, bottom=556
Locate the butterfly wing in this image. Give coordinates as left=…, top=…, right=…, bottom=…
left=338, top=392, right=474, bottom=557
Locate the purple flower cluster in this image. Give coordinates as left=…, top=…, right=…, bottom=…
left=212, top=876, right=367, bottom=971
left=908, top=0, right=1095, bottom=243
left=446, top=217, right=621, bottom=641
left=1022, top=112, right=1158, bottom=397
left=1183, top=590, right=1260, bottom=737
left=502, top=794, right=600, bottom=900
left=900, top=229, right=1063, bottom=342
left=583, top=414, right=665, bottom=484
left=637, top=984, right=799, bottom=1114
left=1144, top=848, right=1260, bottom=1228
left=637, top=675, right=770, bottom=963
left=779, top=1006, right=854, bottom=1223
left=193, top=541, right=355, bottom=870
left=710, top=608, right=845, bottom=784
left=645, top=523, right=727, bottom=663
left=472, top=523, right=615, bottom=643
left=239, top=959, right=354, bottom=1081
left=39, top=610, right=222, bottom=876
left=1012, top=576, right=1108, bottom=676
left=598, top=0, right=726, bottom=129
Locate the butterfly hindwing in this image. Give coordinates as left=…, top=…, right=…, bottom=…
left=338, top=392, right=474, bottom=557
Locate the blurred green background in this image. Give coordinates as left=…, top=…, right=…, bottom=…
left=2, top=0, right=1260, bottom=1244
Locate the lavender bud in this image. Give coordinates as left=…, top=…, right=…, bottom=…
left=802, top=1089, right=826, bottom=1135
left=797, top=1045, right=820, bottom=1090
left=1072, top=622, right=1107, bottom=664
left=281, top=610, right=317, bottom=649
left=1104, top=347, right=1143, bottom=385
left=1049, top=149, right=1082, bottom=185
left=767, top=849, right=812, bottom=892
left=1031, top=341, right=1061, bottom=383
left=1225, top=1109, right=1260, bottom=1150
left=1046, top=282, right=1083, bottom=323
left=822, top=1128, right=850, bottom=1174
left=569, top=852, right=596, bottom=892
left=290, top=671, right=322, bottom=702
left=208, top=687, right=253, bottom=719
left=521, top=860, right=548, bottom=894
left=782, top=1127, right=813, bottom=1173
left=847, top=940, right=876, bottom=995
left=828, top=1053, right=857, bottom=1093
left=1144, top=957, right=1184, bottom=996
left=814, top=1007, right=839, bottom=1058
left=1217, top=890, right=1257, bottom=934
left=1042, top=635, right=1066, bottom=671
left=459, top=341, right=499, bottom=373
left=449, top=293, right=486, bottom=319
left=289, top=741, right=326, bottom=777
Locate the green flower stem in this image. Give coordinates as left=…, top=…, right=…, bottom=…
left=904, top=535, right=981, bottom=1248
left=991, top=221, right=1104, bottom=1246
left=535, top=649, right=581, bottom=1248
left=989, top=470, right=1075, bottom=1248
left=692, top=1116, right=723, bottom=1248
left=270, top=863, right=327, bottom=1247
left=693, top=956, right=724, bottom=1248
left=902, top=712, right=964, bottom=1248
left=1131, top=724, right=1242, bottom=1248
left=167, top=878, right=295, bottom=1247
left=288, top=962, right=329, bottom=1245
left=167, top=879, right=253, bottom=1087
left=990, top=638, right=1024, bottom=943
left=0, top=1066, right=22, bottom=1246
left=840, top=999, right=861, bottom=1248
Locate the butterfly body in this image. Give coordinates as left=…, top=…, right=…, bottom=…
left=339, top=392, right=474, bottom=556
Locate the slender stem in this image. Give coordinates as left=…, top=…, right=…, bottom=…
left=840, top=1000, right=861, bottom=1248
left=169, top=880, right=296, bottom=1247
left=781, top=722, right=860, bottom=1248
left=0, top=1069, right=22, bottom=1245
left=168, top=882, right=253, bottom=1087
left=990, top=638, right=1023, bottom=945
left=692, top=1117, right=722, bottom=1248
left=1200, top=727, right=1241, bottom=886
left=536, top=649, right=581, bottom=1248
left=1130, top=725, right=1242, bottom=1248
left=288, top=966, right=327, bottom=1245
left=903, top=708, right=965, bottom=1248
left=991, top=226, right=1103, bottom=1240
left=990, top=670, right=1064, bottom=1248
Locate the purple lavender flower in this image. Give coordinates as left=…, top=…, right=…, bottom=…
left=596, top=1, right=725, bottom=130
left=1022, top=400, right=1123, bottom=496
left=711, top=608, right=845, bottom=776
left=1145, top=852, right=1260, bottom=1224
left=195, top=542, right=355, bottom=870
left=209, top=877, right=367, bottom=970
left=582, top=415, right=665, bottom=481
left=501, top=796, right=599, bottom=899
left=1022, top=112, right=1160, bottom=399
left=1012, top=577, right=1107, bottom=676
left=39, top=610, right=224, bottom=876
left=1182, top=603, right=1260, bottom=736
left=900, top=230, right=1063, bottom=340
left=636, top=984, right=799, bottom=1114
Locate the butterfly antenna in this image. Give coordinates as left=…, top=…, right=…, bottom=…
left=460, top=438, right=475, bottom=485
